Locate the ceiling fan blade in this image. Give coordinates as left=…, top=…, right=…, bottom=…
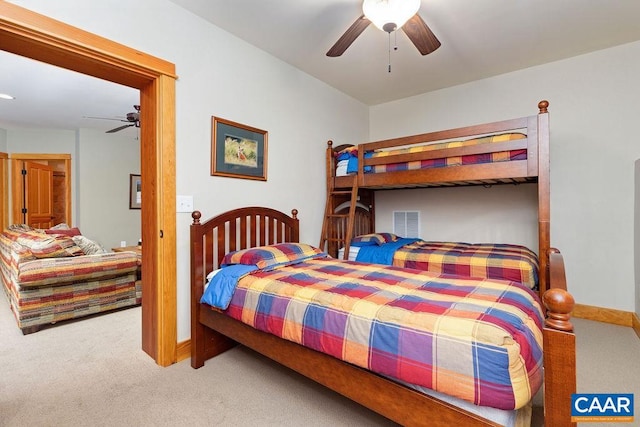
left=106, top=124, right=134, bottom=133
left=84, top=116, right=128, bottom=122
left=402, top=14, right=441, bottom=56
left=326, top=15, right=371, bottom=57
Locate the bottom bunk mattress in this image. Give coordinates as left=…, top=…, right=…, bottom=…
left=343, top=235, right=539, bottom=289
left=202, top=243, right=544, bottom=412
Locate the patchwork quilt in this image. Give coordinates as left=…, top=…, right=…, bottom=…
left=203, top=244, right=544, bottom=410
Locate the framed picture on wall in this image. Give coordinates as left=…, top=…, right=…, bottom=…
left=129, top=174, right=141, bottom=209
left=211, top=117, right=267, bottom=181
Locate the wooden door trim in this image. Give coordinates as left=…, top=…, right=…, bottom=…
left=0, top=152, right=7, bottom=230
left=0, top=2, right=177, bottom=366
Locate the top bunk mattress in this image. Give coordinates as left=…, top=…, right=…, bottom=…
left=335, top=132, right=527, bottom=177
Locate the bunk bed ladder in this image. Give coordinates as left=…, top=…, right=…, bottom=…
left=319, top=175, right=359, bottom=259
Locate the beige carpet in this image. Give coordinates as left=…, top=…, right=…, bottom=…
left=0, top=294, right=638, bottom=427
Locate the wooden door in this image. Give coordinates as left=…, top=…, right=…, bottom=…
left=24, top=161, right=54, bottom=228
left=10, top=155, right=71, bottom=227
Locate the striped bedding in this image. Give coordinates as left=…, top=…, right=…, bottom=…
left=335, top=132, right=526, bottom=176
left=0, top=229, right=138, bottom=287
left=0, top=227, right=140, bottom=331
left=206, top=246, right=544, bottom=411
left=2, top=273, right=139, bottom=329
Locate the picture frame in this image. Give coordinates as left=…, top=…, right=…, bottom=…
left=129, top=174, right=141, bottom=209
left=211, top=117, right=267, bottom=181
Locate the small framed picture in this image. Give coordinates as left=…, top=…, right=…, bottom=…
left=211, top=117, right=267, bottom=181
left=129, top=174, right=141, bottom=209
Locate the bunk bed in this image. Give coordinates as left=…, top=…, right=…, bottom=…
left=190, top=206, right=576, bottom=427
left=321, top=100, right=551, bottom=297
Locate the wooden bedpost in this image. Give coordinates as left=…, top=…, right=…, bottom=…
left=190, top=211, right=206, bottom=368
left=537, top=100, right=551, bottom=297
left=190, top=210, right=236, bottom=368
left=190, top=210, right=209, bottom=368
left=542, top=248, right=576, bottom=427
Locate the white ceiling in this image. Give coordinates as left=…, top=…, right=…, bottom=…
left=170, top=0, right=640, bottom=104
left=0, top=50, right=140, bottom=133
left=2, top=0, right=640, bottom=131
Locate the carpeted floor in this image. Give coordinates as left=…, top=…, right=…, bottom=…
left=0, top=294, right=638, bottom=427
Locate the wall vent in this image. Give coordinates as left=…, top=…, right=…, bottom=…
left=393, top=211, right=420, bottom=238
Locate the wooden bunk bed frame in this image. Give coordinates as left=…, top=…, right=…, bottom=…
left=190, top=206, right=576, bottom=427
left=321, top=100, right=551, bottom=297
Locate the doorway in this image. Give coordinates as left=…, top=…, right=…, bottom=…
left=0, top=3, right=177, bottom=365
left=9, top=154, right=72, bottom=228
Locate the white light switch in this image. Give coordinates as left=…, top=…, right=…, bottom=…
left=177, top=195, right=194, bottom=213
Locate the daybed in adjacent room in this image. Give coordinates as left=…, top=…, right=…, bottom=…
left=191, top=206, right=576, bottom=427
left=0, top=224, right=140, bottom=334
left=321, top=100, right=551, bottom=295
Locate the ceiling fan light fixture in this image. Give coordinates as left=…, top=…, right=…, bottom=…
left=362, top=0, right=420, bottom=33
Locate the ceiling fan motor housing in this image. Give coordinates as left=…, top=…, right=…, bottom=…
left=362, top=0, right=420, bottom=32
left=382, top=22, right=397, bottom=33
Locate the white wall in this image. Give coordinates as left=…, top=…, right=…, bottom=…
left=12, top=0, right=370, bottom=341
left=76, top=128, right=141, bottom=250
left=5, top=127, right=141, bottom=249
left=0, top=128, right=6, bottom=150
left=376, top=185, right=539, bottom=251
left=636, top=161, right=640, bottom=319
left=370, top=41, right=640, bottom=313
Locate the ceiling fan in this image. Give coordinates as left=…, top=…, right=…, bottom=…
left=327, top=0, right=441, bottom=57
left=105, top=105, right=140, bottom=133
left=84, top=105, right=140, bottom=133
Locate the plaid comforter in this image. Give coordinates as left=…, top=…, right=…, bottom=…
left=392, top=241, right=539, bottom=289
left=336, top=133, right=527, bottom=175
left=222, top=257, right=543, bottom=410
left=370, top=133, right=526, bottom=173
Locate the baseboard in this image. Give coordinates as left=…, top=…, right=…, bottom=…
left=573, top=303, right=633, bottom=327
left=177, top=339, right=191, bottom=362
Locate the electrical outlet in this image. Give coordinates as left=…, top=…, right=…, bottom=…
left=177, top=195, right=194, bottom=213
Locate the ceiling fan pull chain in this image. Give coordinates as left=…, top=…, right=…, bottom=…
left=388, top=32, right=392, bottom=73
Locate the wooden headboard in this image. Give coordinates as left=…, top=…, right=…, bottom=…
left=190, top=206, right=299, bottom=365
left=190, top=206, right=299, bottom=278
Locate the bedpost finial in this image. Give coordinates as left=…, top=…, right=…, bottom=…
left=192, top=210, right=202, bottom=224
left=328, top=140, right=333, bottom=147
left=538, top=100, right=549, bottom=114
left=291, top=209, right=298, bottom=219
left=543, top=288, right=574, bottom=332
